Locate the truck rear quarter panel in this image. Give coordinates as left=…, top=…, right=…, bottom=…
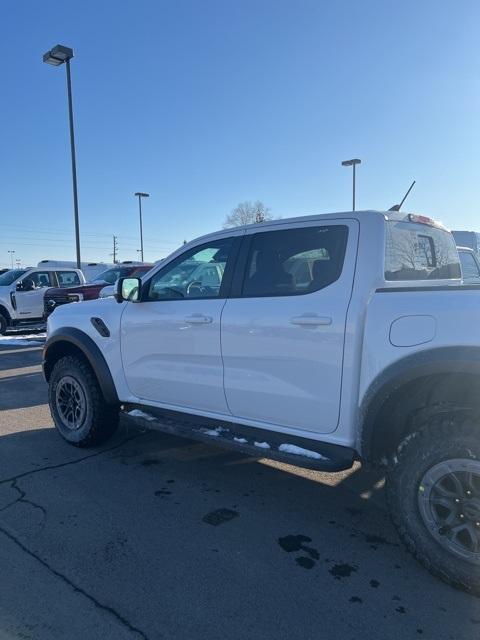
left=359, top=288, right=480, bottom=422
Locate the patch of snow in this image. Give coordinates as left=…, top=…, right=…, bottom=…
left=200, top=426, right=228, bottom=437
left=234, top=437, right=248, bottom=444
left=127, top=409, right=157, bottom=422
left=254, top=441, right=270, bottom=449
left=0, top=333, right=46, bottom=347
left=279, top=443, right=328, bottom=460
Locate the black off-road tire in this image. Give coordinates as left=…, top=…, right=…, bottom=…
left=0, top=314, right=7, bottom=336
left=49, top=355, right=119, bottom=447
left=387, top=423, right=480, bottom=595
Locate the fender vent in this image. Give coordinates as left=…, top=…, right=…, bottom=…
left=90, top=317, right=110, bottom=337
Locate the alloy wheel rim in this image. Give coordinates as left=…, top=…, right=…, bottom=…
left=55, top=375, right=86, bottom=430
left=418, top=458, right=480, bottom=564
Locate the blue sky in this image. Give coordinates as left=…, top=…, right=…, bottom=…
left=1, top=0, right=479, bottom=267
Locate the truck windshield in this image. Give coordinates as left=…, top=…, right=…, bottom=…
left=90, top=268, right=129, bottom=284
left=385, top=221, right=461, bottom=281
left=0, top=269, right=27, bottom=286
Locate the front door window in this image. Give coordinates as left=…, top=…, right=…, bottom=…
left=148, top=238, right=234, bottom=301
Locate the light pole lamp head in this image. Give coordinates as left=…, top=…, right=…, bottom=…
left=341, top=158, right=361, bottom=167
left=134, top=192, right=150, bottom=198
left=43, top=45, right=74, bottom=66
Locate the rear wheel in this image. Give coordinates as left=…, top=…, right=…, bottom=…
left=49, top=355, right=119, bottom=447
left=0, top=314, right=7, bottom=336
left=387, top=424, right=480, bottom=594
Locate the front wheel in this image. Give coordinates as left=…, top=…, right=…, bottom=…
left=49, top=355, right=119, bottom=447
left=387, top=424, right=480, bottom=594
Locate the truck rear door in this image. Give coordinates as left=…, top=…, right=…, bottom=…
left=221, top=219, right=358, bottom=434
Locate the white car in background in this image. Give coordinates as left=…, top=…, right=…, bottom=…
left=0, top=267, right=84, bottom=335
left=457, top=246, right=480, bottom=283
left=99, top=284, right=116, bottom=298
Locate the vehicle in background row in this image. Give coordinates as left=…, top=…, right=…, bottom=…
left=0, top=267, right=84, bottom=334
left=44, top=210, right=480, bottom=593
left=43, top=264, right=153, bottom=318
left=38, top=259, right=146, bottom=282
left=0, top=268, right=10, bottom=276
left=458, top=246, right=480, bottom=283
left=452, top=230, right=480, bottom=256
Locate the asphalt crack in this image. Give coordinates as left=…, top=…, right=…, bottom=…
left=0, top=432, right=152, bottom=636
left=0, top=524, right=152, bottom=640
left=0, top=478, right=48, bottom=525
left=0, top=433, right=145, bottom=486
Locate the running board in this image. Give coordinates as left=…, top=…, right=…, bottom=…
left=121, top=404, right=355, bottom=472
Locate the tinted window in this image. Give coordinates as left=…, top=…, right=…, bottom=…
left=459, top=252, right=480, bottom=280
left=26, top=271, right=53, bottom=288
left=92, top=267, right=128, bottom=284
left=131, top=265, right=154, bottom=277
left=0, top=269, right=27, bottom=286
left=385, top=221, right=461, bottom=281
left=148, top=237, right=234, bottom=300
left=242, top=225, right=348, bottom=298
left=56, top=271, right=81, bottom=287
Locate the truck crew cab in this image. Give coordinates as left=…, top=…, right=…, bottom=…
left=0, top=266, right=84, bottom=334
left=43, top=210, right=480, bottom=593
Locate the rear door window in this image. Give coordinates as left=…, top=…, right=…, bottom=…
left=385, top=221, right=461, bottom=281
left=56, top=271, right=81, bottom=287
left=242, top=225, right=349, bottom=297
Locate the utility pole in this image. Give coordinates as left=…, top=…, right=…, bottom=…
left=8, top=250, right=15, bottom=269
left=112, top=235, right=118, bottom=263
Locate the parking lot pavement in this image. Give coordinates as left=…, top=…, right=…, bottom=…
left=1, top=336, right=480, bottom=640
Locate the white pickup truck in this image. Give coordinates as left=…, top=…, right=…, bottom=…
left=0, top=267, right=84, bottom=334
left=43, top=210, right=480, bottom=593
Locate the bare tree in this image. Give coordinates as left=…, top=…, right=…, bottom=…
left=223, top=201, right=272, bottom=228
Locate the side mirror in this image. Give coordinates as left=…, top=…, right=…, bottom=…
left=16, top=278, right=34, bottom=292
left=114, top=277, right=141, bottom=303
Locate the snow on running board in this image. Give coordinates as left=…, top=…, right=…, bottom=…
left=279, top=444, right=328, bottom=460
left=254, top=441, right=270, bottom=449
left=200, top=427, right=228, bottom=437
left=127, top=409, right=157, bottom=422
left=234, top=437, right=248, bottom=444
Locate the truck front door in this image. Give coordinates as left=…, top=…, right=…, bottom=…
left=15, top=270, right=55, bottom=319
left=121, top=235, right=241, bottom=414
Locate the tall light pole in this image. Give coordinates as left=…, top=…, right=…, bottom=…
left=8, top=250, right=15, bottom=269
left=134, top=192, right=149, bottom=262
left=43, top=44, right=81, bottom=269
left=341, top=158, right=361, bottom=211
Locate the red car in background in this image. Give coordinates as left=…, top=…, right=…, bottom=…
left=43, top=264, right=153, bottom=318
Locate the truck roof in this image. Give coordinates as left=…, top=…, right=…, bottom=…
left=185, top=210, right=449, bottom=249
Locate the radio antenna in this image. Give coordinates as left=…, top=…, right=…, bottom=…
left=388, top=180, right=416, bottom=211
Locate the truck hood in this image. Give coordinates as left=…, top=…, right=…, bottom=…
left=48, top=296, right=117, bottom=321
